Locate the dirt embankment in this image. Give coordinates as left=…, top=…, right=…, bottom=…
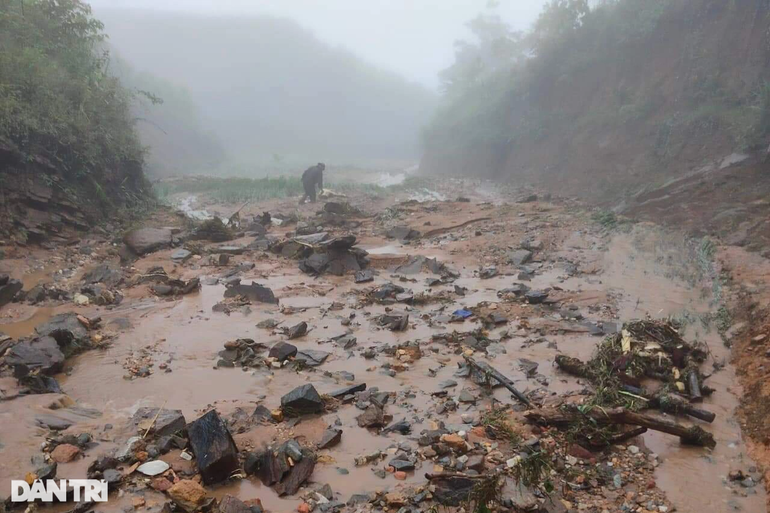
left=0, top=141, right=152, bottom=246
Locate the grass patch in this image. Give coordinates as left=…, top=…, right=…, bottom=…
left=154, top=176, right=386, bottom=203
left=481, top=408, right=522, bottom=446
left=592, top=210, right=618, bottom=230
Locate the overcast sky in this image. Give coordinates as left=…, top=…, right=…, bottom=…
left=90, top=0, right=547, bottom=89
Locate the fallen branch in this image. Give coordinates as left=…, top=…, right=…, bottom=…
left=555, top=355, right=715, bottom=423
left=423, top=217, right=491, bottom=238
left=525, top=406, right=716, bottom=448
left=463, top=355, right=531, bottom=407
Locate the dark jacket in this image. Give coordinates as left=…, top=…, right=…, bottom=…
left=301, top=165, right=324, bottom=190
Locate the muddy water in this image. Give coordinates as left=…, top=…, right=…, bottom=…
left=0, top=215, right=764, bottom=511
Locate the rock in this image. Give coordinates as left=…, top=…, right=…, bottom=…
left=150, top=477, right=172, bottom=492
left=294, top=350, right=330, bottom=367
left=508, top=249, right=533, bottom=266
left=117, top=436, right=144, bottom=461
left=356, top=404, right=385, bottom=428
left=168, top=479, right=208, bottom=513
left=269, top=341, right=298, bottom=362
left=388, top=458, right=415, bottom=471
left=440, top=434, right=467, bottom=452
left=386, top=226, right=420, bottom=241
left=525, top=290, right=549, bottom=304
left=433, top=476, right=475, bottom=506
left=102, top=469, right=122, bottom=487
left=275, top=450, right=316, bottom=496
left=218, top=495, right=252, bottom=513
left=501, top=477, right=538, bottom=510
left=378, top=313, right=409, bottom=331
left=123, top=228, right=173, bottom=255
left=317, top=428, right=343, bottom=449
left=253, top=450, right=287, bottom=485
left=171, top=249, right=193, bottom=263
left=35, top=463, right=57, bottom=480
left=137, top=460, right=170, bottom=476
left=5, top=336, right=65, bottom=375
left=132, top=407, right=186, bottom=437
left=354, top=270, right=374, bottom=283
left=50, top=443, right=81, bottom=463
left=282, top=384, right=324, bottom=416
left=82, top=264, right=123, bottom=287
left=35, top=313, right=89, bottom=349
left=187, top=410, right=240, bottom=485
left=458, top=389, right=476, bottom=404
left=567, top=444, right=595, bottom=461
left=0, top=277, right=22, bottom=307
left=224, top=282, right=278, bottom=304
left=328, top=383, right=366, bottom=399
left=287, top=322, right=308, bottom=339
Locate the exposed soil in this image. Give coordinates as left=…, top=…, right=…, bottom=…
left=0, top=181, right=766, bottom=513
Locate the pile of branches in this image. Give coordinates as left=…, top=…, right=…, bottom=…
left=546, top=319, right=717, bottom=448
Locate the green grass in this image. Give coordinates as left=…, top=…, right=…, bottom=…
left=153, top=176, right=387, bottom=203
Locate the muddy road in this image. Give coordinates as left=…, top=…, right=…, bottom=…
left=0, top=182, right=765, bottom=513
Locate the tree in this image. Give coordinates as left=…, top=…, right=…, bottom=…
left=439, top=13, right=525, bottom=96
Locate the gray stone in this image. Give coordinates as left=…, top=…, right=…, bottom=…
left=123, top=228, right=173, bottom=255
left=269, top=341, right=297, bottom=362
left=131, top=407, right=186, bottom=437
left=281, top=384, right=324, bottom=416
left=5, top=336, right=65, bottom=375
left=224, top=282, right=278, bottom=304
left=507, top=249, right=533, bottom=266
left=0, top=277, right=22, bottom=308
left=317, top=428, right=342, bottom=449
left=171, top=249, right=193, bottom=262
left=187, top=410, right=239, bottom=485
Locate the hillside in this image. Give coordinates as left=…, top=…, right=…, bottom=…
left=95, top=8, right=438, bottom=169
left=422, top=0, right=770, bottom=222
left=0, top=0, right=151, bottom=244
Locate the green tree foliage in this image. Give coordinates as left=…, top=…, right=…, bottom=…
left=0, top=0, right=144, bottom=183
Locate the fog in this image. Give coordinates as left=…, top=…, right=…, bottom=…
left=91, top=0, right=547, bottom=89
left=85, top=0, right=546, bottom=176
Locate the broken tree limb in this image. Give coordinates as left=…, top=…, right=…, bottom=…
left=463, top=355, right=531, bottom=407
left=555, top=356, right=716, bottom=423
left=650, top=393, right=715, bottom=423
left=525, top=406, right=716, bottom=448
left=423, top=217, right=492, bottom=238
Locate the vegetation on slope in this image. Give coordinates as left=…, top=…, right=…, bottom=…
left=0, top=0, right=147, bottom=197
left=422, top=0, right=770, bottom=198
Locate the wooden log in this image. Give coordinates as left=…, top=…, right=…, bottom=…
left=686, top=366, right=703, bottom=403
left=463, top=355, right=531, bottom=407
left=525, top=407, right=716, bottom=448
left=650, top=393, right=715, bottom=423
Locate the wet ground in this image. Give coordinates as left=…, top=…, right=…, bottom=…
left=0, top=182, right=765, bottom=512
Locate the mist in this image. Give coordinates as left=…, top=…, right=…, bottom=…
left=86, top=1, right=546, bottom=176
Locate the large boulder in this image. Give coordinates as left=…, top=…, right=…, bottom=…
left=187, top=410, right=239, bottom=485
left=123, top=228, right=173, bottom=255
